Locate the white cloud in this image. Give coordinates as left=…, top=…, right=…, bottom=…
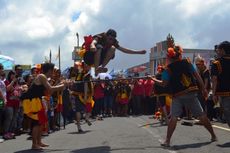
left=176, top=0, right=223, bottom=18
left=25, top=17, right=54, bottom=39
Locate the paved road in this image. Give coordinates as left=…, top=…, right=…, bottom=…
left=0, top=116, right=229, bottom=153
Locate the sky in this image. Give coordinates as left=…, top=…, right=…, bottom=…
left=0, top=0, right=230, bottom=71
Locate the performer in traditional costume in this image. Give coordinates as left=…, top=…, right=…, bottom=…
left=49, top=67, right=63, bottom=131
left=77, top=29, right=146, bottom=74
left=21, top=63, right=65, bottom=150
left=153, top=65, right=171, bottom=124
left=211, top=41, right=230, bottom=127
left=69, top=61, right=94, bottom=133
left=151, top=35, right=217, bottom=147
left=116, top=79, right=131, bottom=116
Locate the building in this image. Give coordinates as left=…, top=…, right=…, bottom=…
left=150, top=40, right=215, bottom=75
left=128, top=35, right=215, bottom=76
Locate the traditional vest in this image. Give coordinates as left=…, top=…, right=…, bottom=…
left=72, top=71, right=86, bottom=93
left=71, top=71, right=93, bottom=96
left=167, top=59, right=198, bottom=96
left=213, top=56, right=230, bottom=96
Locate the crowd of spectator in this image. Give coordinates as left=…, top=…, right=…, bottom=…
left=0, top=61, right=228, bottom=143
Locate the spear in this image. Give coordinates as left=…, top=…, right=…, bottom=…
left=58, top=45, right=61, bottom=71
left=49, top=49, right=52, bottom=63
left=76, top=32, right=79, bottom=47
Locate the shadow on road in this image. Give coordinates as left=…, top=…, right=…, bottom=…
left=71, top=145, right=161, bottom=153
left=172, top=141, right=212, bottom=150
left=14, top=149, right=43, bottom=153
left=14, top=148, right=68, bottom=153
left=217, top=142, right=230, bottom=148
left=71, top=146, right=111, bottom=153
left=67, top=130, right=91, bottom=134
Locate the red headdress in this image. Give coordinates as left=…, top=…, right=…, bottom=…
left=167, top=34, right=183, bottom=60
left=82, top=35, right=93, bottom=51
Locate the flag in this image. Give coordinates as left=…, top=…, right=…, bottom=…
left=192, top=52, right=196, bottom=64
left=58, top=45, right=61, bottom=70
left=56, top=91, right=63, bottom=112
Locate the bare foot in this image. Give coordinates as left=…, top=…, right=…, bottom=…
left=211, top=136, right=218, bottom=142
left=32, top=145, right=43, bottom=150
left=39, top=143, right=49, bottom=147
left=86, top=120, right=92, bottom=126
left=160, top=140, right=170, bottom=147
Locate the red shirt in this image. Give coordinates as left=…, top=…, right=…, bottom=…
left=5, top=80, right=21, bottom=108
left=144, top=79, right=154, bottom=97
left=132, top=79, right=145, bottom=96
left=93, top=83, right=105, bottom=100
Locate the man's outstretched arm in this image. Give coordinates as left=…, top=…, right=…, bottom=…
left=117, top=46, right=146, bottom=54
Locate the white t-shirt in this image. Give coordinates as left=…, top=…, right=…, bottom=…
left=0, top=80, right=6, bottom=100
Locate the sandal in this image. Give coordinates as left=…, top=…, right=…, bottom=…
left=3, top=133, right=13, bottom=140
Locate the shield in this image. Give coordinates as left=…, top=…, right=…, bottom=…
left=0, top=55, right=15, bottom=70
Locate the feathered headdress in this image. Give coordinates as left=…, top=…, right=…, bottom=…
left=167, top=34, right=183, bottom=59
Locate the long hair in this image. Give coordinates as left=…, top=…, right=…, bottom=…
left=7, top=70, right=16, bottom=82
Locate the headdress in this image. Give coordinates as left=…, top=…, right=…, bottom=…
left=167, top=34, right=183, bottom=59
left=195, top=54, right=205, bottom=65
left=52, top=66, right=61, bottom=79
left=157, top=65, right=164, bottom=73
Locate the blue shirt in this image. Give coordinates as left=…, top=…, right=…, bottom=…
left=162, top=64, right=196, bottom=81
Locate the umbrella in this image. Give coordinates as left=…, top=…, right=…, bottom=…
left=0, top=55, right=15, bottom=70
left=132, top=65, right=147, bottom=73
left=98, top=73, right=112, bottom=80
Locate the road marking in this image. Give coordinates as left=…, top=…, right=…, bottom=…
left=144, top=120, right=228, bottom=132
left=141, top=125, right=177, bottom=153
left=194, top=119, right=230, bottom=132
left=129, top=117, right=178, bottom=153
left=212, top=125, right=230, bottom=131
